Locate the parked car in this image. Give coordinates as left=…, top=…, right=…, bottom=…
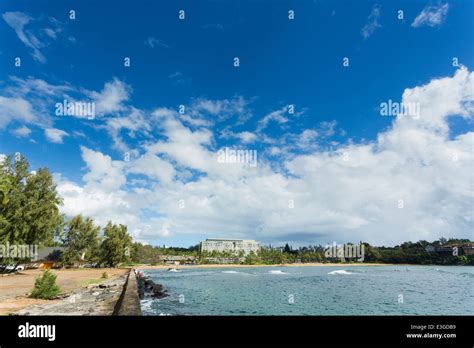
left=0, top=264, right=25, bottom=273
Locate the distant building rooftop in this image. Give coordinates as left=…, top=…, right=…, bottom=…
left=204, top=238, right=258, bottom=242
left=36, top=246, right=65, bottom=261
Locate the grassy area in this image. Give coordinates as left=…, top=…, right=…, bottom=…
left=81, top=278, right=104, bottom=287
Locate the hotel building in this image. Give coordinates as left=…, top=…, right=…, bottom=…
left=200, top=238, right=260, bottom=256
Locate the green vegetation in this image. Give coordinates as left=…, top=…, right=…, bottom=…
left=101, top=222, right=132, bottom=267
left=0, top=154, right=64, bottom=250
left=0, top=175, right=13, bottom=205
left=129, top=238, right=474, bottom=266
left=30, top=270, right=61, bottom=299
left=1, top=154, right=472, bottom=269
left=81, top=278, right=103, bottom=286
left=60, top=215, right=101, bottom=266
left=101, top=272, right=108, bottom=279
left=0, top=154, right=133, bottom=270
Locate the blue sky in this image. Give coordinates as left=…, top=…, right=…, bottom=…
left=0, top=0, right=473, bottom=247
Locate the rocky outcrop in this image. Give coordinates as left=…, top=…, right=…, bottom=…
left=137, top=273, right=168, bottom=299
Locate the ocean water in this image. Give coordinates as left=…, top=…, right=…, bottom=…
left=140, top=266, right=474, bottom=315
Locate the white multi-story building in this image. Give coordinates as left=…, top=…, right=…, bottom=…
left=200, top=238, right=260, bottom=256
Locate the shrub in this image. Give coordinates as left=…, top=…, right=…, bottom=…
left=101, top=271, right=108, bottom=279
left=30, top=270, right=61, bottom=299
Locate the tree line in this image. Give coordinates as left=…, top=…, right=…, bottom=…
left=0, top=154, right=132, bottom=268
left=1, top=153, right=472, bottom=268
left=130, top=239, right=474, bottom=266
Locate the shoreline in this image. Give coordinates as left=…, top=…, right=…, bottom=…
left=0, top=268, right=128, bottom=316
left=136, top=262, right=402, bottom=270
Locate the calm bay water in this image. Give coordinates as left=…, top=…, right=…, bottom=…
left=140, top=265, right=473, bottom=315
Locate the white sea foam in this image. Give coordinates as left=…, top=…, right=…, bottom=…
left=167, top=268, right=181, bottom=272
left=222, top=271, right=240, bottom=274
left=269, top=270, right=289, bottom=274
left=140, top=299, right=154, bottom=311
left=328, top=270, right=354, bottom=275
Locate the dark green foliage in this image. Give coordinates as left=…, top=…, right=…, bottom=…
left=0, top=155, right=64, bottom=248
left=31, top=270, right=61, bottom=299
left=100, top=222, right=132, bottom=267
left=61, top=215, right=101, bottom=266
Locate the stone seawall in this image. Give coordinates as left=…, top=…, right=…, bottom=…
left=114, top=269, right=142, bottom=316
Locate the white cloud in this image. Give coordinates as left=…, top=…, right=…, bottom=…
left=80, top=146, right=126, bottom=191
left=54, top=68, right=474, bottom=246
left=56, top=180, right=137, bottom=229
left=54, top=147, right=138, bottom=231
left=235, top=131, right=257, bottom=143
left=319, top=120, right=337, bottom=137
left=7, top=76, right=72, bottom=96
left=220, top=128, right=257, bottom=144
left=105, top=107, right=151, bottom=152
left=257, top=106, right=290, bottom=132
left=86, top=78, right=130, bottom=116
left=128, top=153, right=176, bottom=184
left=0, top=76, right=73, bottom=132
left=188, top=96, right=253, bottom=125
left=1, top=12, right=65, bottom=63
left=44, top=128, right=68, bottom=143
left=299, top=129, right=319, bottom=145
left=12, top=125, right=31, bottom=137
left=0, top=96, right=38, bottom=129
left=412, top=3, right=449, bottom=28
left=361, top=4, right=381, bottom=39
left=144, top=37, right=169, bottom=48
left=2, top=11, right=46, bottom=63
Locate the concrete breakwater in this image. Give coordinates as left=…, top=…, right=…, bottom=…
left=114, top=269, right=142, bottom=316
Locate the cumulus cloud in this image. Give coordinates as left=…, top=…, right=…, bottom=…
left=104, top=107, right=152, bottom=152
left=86, top=78, right=131, bottom=116
left=80, top=146, right=126, bottom=191
left=0, top=96, right=38, bottom=129
left=11, top=125, right=31, bottom=137
left=56, top=180, right=137, bottom=229
left=53, top=68, right=474, bottom=246
left=220, top=128, right=257, bottom=144
left=128, top=153, right=176, bottom=184
left=44, top=128, right=68, bottom=143
left=234, top=131, right=257, bottom=143
left=412, top=3, right=449, bottom=28
left=0, top=76, right=73, bottom=132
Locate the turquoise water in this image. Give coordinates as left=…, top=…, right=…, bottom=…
left=140, top=266, right=474, bottom=315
